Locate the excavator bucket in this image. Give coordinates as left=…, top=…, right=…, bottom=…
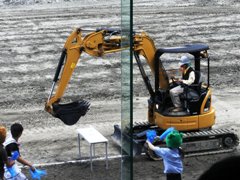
left=52, top=100, right=90, bottom=125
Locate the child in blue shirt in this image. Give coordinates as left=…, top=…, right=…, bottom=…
left=146, top=130, right=184, bottom=180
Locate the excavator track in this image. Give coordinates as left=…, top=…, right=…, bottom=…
left=181, top=128, right=239, bottom=154
left=112, top=121, right=239, bottom=159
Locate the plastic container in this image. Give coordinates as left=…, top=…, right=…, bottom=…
left=30, top=169, right=47, bottom=180
left=146, top=130, right=157, bottom=143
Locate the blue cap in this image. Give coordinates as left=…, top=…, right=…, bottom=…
left=179, top=56, right=191, bottom=66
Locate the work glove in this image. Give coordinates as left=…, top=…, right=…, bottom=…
left=30, top=168, right=47, bottom=180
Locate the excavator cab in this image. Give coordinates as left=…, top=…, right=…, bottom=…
left=155, top=44, right=210, bottom=116
left=151, top=44, right=215, bottom=131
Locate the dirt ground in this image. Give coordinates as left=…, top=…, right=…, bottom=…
left=0, top=0, right=240, bottom=179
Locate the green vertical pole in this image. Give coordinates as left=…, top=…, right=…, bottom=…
left=121, top=0, right=133, bottom=179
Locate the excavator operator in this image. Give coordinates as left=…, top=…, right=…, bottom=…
left=170, top=56, right=195, bottom=112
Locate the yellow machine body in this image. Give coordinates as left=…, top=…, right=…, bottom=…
left=46, top=28, right=215, bottom=131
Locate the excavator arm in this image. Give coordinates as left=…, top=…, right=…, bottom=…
left=45, top=28, right=168, bottom=125
left=45, top=28, right=88, bottom=125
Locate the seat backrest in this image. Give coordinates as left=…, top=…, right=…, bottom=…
left=194, top=70, right=202, bottom=85
left=183, top=71, right=206, bottom=113
left=188, top=70, right=203, bottom=95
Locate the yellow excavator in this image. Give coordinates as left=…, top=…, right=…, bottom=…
left=45, top=28, right=238, bottom=156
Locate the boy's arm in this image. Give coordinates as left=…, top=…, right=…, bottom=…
left=17, top=156, right=35, bottom=171
left=2, top=149, right=15, bottom=167
left=146, top=140, right=158, bottom=151
left=5, top=160, right=15, bottom=167
left=146, top=140, right=167, bottom=158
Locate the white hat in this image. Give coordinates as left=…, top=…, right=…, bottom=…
left=179, top=56, right=191, bottom=66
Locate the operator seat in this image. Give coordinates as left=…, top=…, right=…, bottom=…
left=181, top=70, right=206, bottom=115
left=182, top=71, right=201, bottom=99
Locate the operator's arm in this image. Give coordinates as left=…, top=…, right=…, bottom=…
left=182, top=71, right=195, bottom=85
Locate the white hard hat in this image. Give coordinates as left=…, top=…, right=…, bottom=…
left=179, top=56, right=191, bottom=66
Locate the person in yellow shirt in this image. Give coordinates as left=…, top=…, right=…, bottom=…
left=170, top=56, right=195, bottom=112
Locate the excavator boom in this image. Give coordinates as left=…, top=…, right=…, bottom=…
left=45, top=28, right=90, bottom=125
left=45, top=28, right=160, bottom=125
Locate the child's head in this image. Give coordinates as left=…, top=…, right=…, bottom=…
left=0, top=125, right=7, bottom=144
left=11, top=123, right=24, bottom=139
left=166, top=130, right=183, bottom=148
